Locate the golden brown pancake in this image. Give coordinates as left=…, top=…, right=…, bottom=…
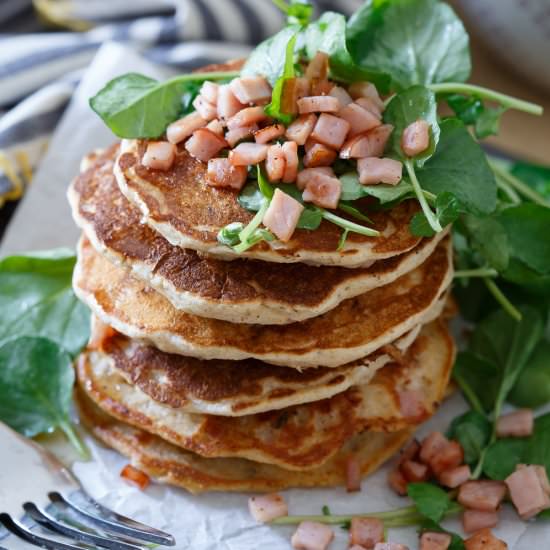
left=74, top=237, right=452, bottom=368
left=75, top=321, right=454, bottom=470
left=77, top=388, right=414, bottom=493
left=69, top=146, right=446, bottom=324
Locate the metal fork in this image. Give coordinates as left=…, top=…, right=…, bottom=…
left=0, top=421, right=176, bottom=549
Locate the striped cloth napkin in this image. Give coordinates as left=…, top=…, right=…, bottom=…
left=0, top=0, right=360, bottom=216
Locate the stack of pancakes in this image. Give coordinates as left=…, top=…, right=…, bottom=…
left=68, top=141, right=455, bottom=494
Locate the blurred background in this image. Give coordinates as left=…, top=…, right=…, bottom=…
left=0, top=0, right=548, bottom=241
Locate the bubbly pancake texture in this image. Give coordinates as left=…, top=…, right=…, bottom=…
left=70, top=146, right=446, bottom=324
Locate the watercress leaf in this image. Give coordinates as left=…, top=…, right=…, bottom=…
left=339, top=172, right=415, bottom=203
left=410, top=192, right=461, bottom=237
left=238, top=181, right=264, bottom=212
left=0, top=250, right=90, bottom=356
left=498, top=203, right=550, bottom=275
left=410, top=212, right=435, bottom=237
left=417, top=119, right=497, bottom=215
left=446, top=94, right=484, bottom=125
left=407, top=482, right=450, bottom=523
left=502, top=259, right=550, bottom=296
left=257, top=165, right=275, bottom=199
left=420, top=520, right=465, bottom=550
left=347, top=0, right=471, bottom=91
left=383, top=85, right=440, bottom=166
left=462, top=214, right=509, bottom=272
left=0, top=336, right=74, bottom=438
left=447, top=411, right=491, bottom=465
left=217, top=222, right=245, bottom=247
left=483, top=438, right=528, bottom=480
left=509, top=340, right=550, bottom=408
left=338, top=202, right=373, bottom=224
left=510, top=162, right=550, bottom=199
left=475, top=106, right=506, bottom=139
left=277, top=184, right=324, bottom=229
left=304, top=12, right=390, bottom=91
left=242, top=26, right=301, bottom=86
left=272, top=0, right=313, bottom=26
left=524, top=413, right=550, bottom=474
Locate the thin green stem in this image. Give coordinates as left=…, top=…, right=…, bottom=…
left=405, top=160, right=442, bottom=233
left=238, top=201, right=269, bottom=245
left=490, top=161, right=550, bottom=208
left=495, top=174, right=522, bottom=204
left=60, top=421, right=90, bottom=460
left=483, top=277, right=522, bottom=321
left=454, top=267, right=498, bottom=279
left=430, top=83, right=544, bottom=116
left=472, top=447, right=488, bottom=480
left=166, top=71, right=240, bottom=86
left=271, top=0, right=290, bottom=14
left=322, top=211, right=380, bottom=237
left=453, top=371, right=486, bottom=416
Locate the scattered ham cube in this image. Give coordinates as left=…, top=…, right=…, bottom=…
left=397, top=389, right=426, bottom=420
left=281, top=77, right=311, bottom=114
left=200, top=81, right=219, bottom=104
left=430, top=441, right=464, bottom=476
left=255, top=123, right=286, bottom=144
left=305, top=52, right=329, bottom=80
left=339, top=103, right=381, bottom=136
left=142, top=141, right=176, bottom=171
left=388, top=467, right=408, bottom=496
left=230, top=76, right=272, bottom=104
left=505, top=464, right=550, bottom=519
left=206, top=158, right=247, bottom=190
left=464, top=529, right=507, bottom=550
left=399, top=440, right=421, bottom=464
left=439, top=465, right=471, bottom=488
left=286, top=113, right=317, bottom=145
left=206, top=118, right=224, bottom=136
left=298, top=95, right=341, bottom=114
left=358, top=157, right=402, bottom=185
left=166, top=112, right=207, bottom=144
left=248, top=493, right=288, bottom=523
left=185, top=128, right=227, bottom=162
left=462, top=509, right=499, bottom=534
left=192, top=94, right=217, bottom=121
left=225, top=124, right=258, bottom=147
left=401, top=119, right=430, bottom=157
left=329, top=85, right=353, bottom=106
left=419, top=532, right=451, bottom=550
left=311, top=79, right=334, bottom=96
left=304, top=143, right=337, bottom=168
left=458, top=481, right=507, bottom=512
left=346, top=454, right=362, bottom=492
left=349, top=82, right=384, bottom=112
left=217, top=84, right=245, bottom=121
left=356, top=97, right=383, bottom=119
left=419, top=432, right=449, bottom=465
left=120, top=465, right=150, bottom=490
left=266, top=144, right=286, bottom=182
left=374, top=544, right=409, bottom=550
left=262, top=188, right=304, bottom=242
left=401, top=460, right=430, bottom=483
left=281, top=140, right=299, bottom=183
left=364, top=124, right=394, bottom=157
left=227, top=106, right=269, bottom=130
left=341, top=126, right=393, bottom=159
left=291, top=521, right=334, bottom=550
left=311, top=113, right=351, bottom=150
left=496, top=409, right=534, bottom=438
left=350, top=517, right=384, bottom=548
left=301, top=170, right=342, bottom=209
left=297, top=167, right=334, bottom=190
left=229, top=142, right=268, bottom=166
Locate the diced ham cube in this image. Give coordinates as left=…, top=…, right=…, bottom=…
left=298, top=96, right=341, bottom=114
left=262, top=188, right=304, bottom=242
left=350, top=518, right=384, bottom=549
left=374, top=544, right=410, bottom=550
left=227, top=106, right=269, bottom=130
left=346, top=454, right=362, bottom=492
left=304, top=143, right=337, bottom=168
left=401, top=119, right=430, bottom=157
left=496, top=409, right=534, bottom=438
left=281, top=77, right=311, bottom=115
left=200, top=81, right=219, bottom=104
left=217, top=84, right=245, bottom=121
left=120, top=464, right=150, bottom=490
left=419, top=432, right=449, bottom=465
left=397, top=389, right=426, bottom=419
left=458, top=481, right=507, bottom=512
left=291, top=521, right=334, bottom=550
left=192, top=94, right=217, bottom=121
left=364, top=124, right=394, bottom=157
left=329, top=86, right=353, bottom=106
left=305, top=52, right=329, bottom=80
left=350, top=546, right=367, bottom=550
left=399, top=440, right=421, bottom=465
left=340, top=134, right=373, bottom=159
left=464, top=529, right=507, bottom=550
left=388, top=467, right=408, bottom=496
left=355, top=97, right=383, bottom=119
left=286, top=113, right=317, bottom=145
left=430, top=441, right=464, bottom=476
left=206, top=158, right=247, bottom=190
left=266, top=144, right=286, bottom=182
left=439, top=465, right=471, bottom=488
left=419, top=532, right=452, bottom=550
left=281, top=140, right=299, bottom=183
left=254, top=123, right=286, bottom=144
left=311, top=114, right=351, bottom=150
left=166, top=112, right=207, bottom=144
left=505, top=464, right=550, bottom=519
left=229, top=142, right=268, bottom=166
left=225, top=124, right=258, bottom=147
left=184, top=128, right=227, bottom=163
left=311, top=79, right=334, bottom=96
left=296, top=167, right=334, bottom=190
left=339, top=103, right=381, bottom=136
left=230, top=76, right=272, bottom=104
left=302, top=170, right=342, bottom=209
left=462, top=510, right=499, bottom=534
left=206, top=118, right=224, bottom=136
left=358, top=157, right=402, bottom=185
left=401, top=460, right=430, bottom=483
left=349, top=82, right=384, bottom=111
left=248, top=493, right=288, bottom=523
left=142, top=141, right=176, bottom=171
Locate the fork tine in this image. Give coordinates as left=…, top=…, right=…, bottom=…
left=0, top=513, right=90, bottom=550
left=50, top=492, right=175, bottom=546
left=24, top=503, right=144, bottom=550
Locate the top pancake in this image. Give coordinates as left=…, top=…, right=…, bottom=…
left=115, top=140, right=422, bottom=268
left=69, top=146, right=447, bottom=324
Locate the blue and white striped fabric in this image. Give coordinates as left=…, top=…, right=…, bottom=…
left=0, top=0, right=362, bottom=216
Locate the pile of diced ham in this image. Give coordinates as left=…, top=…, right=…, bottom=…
left=141, top=52, right=431, bottom=244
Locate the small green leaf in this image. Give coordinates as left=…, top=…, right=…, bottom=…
left=420, top=520, right=465, bottom=550
left=217, top=222, right=245, bottom=247
left=448, top=411, right=491, bottom=465
left=446, top=94, right=484, bottom=125
left=475, top=106, right=506, bottom=139
left=462, top=214, right=509, bottom=272
left=339, top=172, right=414, bottom=203
left=510, top=162, right=550, bottom=199
left=407, top=483, right=450, bottom=524
left=483, top=438, right=527, bottom=480
left=272, top=0, right=313, bottom=26
left=410, top=192, right=460, bottom=237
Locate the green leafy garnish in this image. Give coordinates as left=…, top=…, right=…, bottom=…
left=407, top=483, right=451, bottom=524
left=446, top=94, right=506, bottom=139
left=410, top=192, right=461, bottom=237
left=272, top=0, right=313, bottom=26
left=447, top=411, right=491, bottom=465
